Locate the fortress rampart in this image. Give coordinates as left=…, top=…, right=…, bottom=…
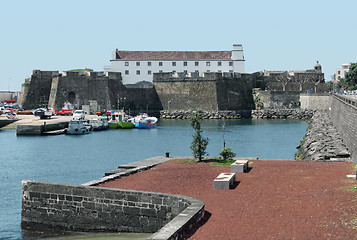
left=329, top=94, right=357, bottom=163
left=20, top=69, right=328, bottom=112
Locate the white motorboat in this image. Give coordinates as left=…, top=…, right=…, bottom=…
left=65, top=119, right=92, bottom=135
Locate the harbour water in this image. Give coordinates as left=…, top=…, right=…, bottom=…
left=0, top=118, right=307, bottom=239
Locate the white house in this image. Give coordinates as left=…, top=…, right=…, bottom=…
left=104, top=44, right=245, bottom=85
left=335, top=63, right=352, bottom=81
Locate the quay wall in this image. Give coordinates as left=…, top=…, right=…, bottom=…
left=329, top=94, right=357, bottom=163
left=16, top=121, right=68, bottom=135
left=22, top=180, right=205, bottom=240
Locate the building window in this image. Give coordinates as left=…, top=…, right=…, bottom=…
left=195, top=70, right=199, bottom=73
left=207, top=70, right=210, bottom=72
left=159, top=70, right=163, bottom=73
left=172, top=70, right=176, bottom=73
left=148, top=62, right=151, bottom=66
left=184, top=70, right=187, bottom=74
left=136, top=70, right=140, bottom=75
left=159, top=62, right=163, bottom=66
left=218, top=62, right=222, bottom=66
left=136, top=62, right=140, bottom=66
left=218, top=70, right=222, bottom=73
left=338, top=71, right=340, bottom=74
left=183, top=61, right=188, bottom=66
left=125, top=70, right=129, bottom=75
left=229, top=70, right=233, bottom=73
left=229, top=62, right=233, bottom=66
left=125, top=62, right=129, bottom=66
left=206, top=62, right=210, bottom=66
left=195, top=62, right=199, bottom=66
left=172, top=62, right=176, bottom=66
left=148, top=70, right=152, bottom=75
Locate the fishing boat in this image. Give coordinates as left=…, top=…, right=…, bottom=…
left=131, top=113, right=158, bottom=129
left=108, top=110, right=134, bottom=129
left=65, top=119, right=92, bottom=135
left=88, top=118, right=108, bottom=131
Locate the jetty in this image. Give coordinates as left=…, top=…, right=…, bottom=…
left=13, top=115, right=74, bottom=135
left=0, top=118, right=18, bottom=129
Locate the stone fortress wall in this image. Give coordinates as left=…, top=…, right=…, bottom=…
left=329, top=94, right=357, bottom=163
left=21, top=70, right=162, bottom=112
left=20, top=62, right=328, bottom=113
left=153, top=72, right=258, bottom=111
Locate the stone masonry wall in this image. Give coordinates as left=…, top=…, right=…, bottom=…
left=22, top=180, right=204, bottom=239
left=328, top=94, right=357, bottom=163
left=20, top=70, right=59, bottom=109
left=153, top=72, right=256, bottom=111
left=255, top=90, right=300, bottom=109
left=300, top=93, right=330, bottom=110
left=154, top=79, right=218, bottom=111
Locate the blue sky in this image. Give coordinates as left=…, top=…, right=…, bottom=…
left=0, top=0, right=356, bottom=91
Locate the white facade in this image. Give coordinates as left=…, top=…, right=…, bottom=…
left=335, top=63, right=352, bottom=81
left=104, top=44, right=245, bottom=85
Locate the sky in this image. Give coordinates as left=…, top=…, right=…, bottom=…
left=0, top=0, right=356, bottom=91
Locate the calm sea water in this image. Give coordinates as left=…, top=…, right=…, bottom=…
left=0, top=118, right=307, bottom=239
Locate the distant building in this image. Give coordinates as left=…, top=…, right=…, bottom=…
left=263, top=61, right=325, bottom=92
left=0, top=91, right=20, bottom=103
left=104, top=44, right=245, bottom=85
left=335, top=63, right=352, bottom=81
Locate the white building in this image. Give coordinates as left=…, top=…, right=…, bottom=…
left=335, top=63, right=352, bottom=81
left=104, top=44, right=245, bottom=85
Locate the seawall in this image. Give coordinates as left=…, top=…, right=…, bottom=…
left=16, top=121, right=68, bottom=135
left=160, top=109, right=314, bottom=119
left=329, top=94, right=357, bottom=163
left=21, top=156, right=205, bottom=240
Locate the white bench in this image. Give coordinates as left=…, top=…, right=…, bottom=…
left=230, top=160, right=249, bottom=173
left=214, top=172, right=236, bottom=189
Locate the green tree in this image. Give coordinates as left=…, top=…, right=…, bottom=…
left=190, top=111, right=209, bottom=161
left=344, top=63, right=357, bottom=90
left=219, top=147, right=236, bottom=161
left=338, top=63, right=357, bottom=90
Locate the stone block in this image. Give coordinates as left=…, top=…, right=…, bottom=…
left=213, top=172, right=236, bottom=190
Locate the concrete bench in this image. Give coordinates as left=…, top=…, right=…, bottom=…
left=214, top=172, right=236, bottom=190
left=230, top=160, right=249, bottom=173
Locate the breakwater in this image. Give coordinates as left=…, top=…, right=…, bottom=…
left=296, top=111, right=350, bottom=161
left=160, top=109, right=314, bottom=119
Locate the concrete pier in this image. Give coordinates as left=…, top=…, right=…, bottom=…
left=0, top=119, right=18, bottom=129
left=16, top=120, right=68, bottom=135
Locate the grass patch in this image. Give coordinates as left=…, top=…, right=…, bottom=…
left=176, top=157, right=235, bottom=166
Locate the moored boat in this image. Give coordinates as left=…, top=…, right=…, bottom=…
left=109, top=110, right=134, bottom=129
left=131, top=113, right=158, bottom=129
left=65, top=119, right=92, bottom=135
left=88, top=118, right=108, bottom=131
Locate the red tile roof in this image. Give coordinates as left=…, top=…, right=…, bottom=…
left=115, top=50, right=232, bottom=60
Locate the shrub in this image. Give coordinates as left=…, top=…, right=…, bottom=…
left=219, top=147, right=236, bottom=161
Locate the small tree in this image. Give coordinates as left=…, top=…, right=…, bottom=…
left=219, top=147, right=236, bottom=161
left=190, top=111, right=209, bottom=161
